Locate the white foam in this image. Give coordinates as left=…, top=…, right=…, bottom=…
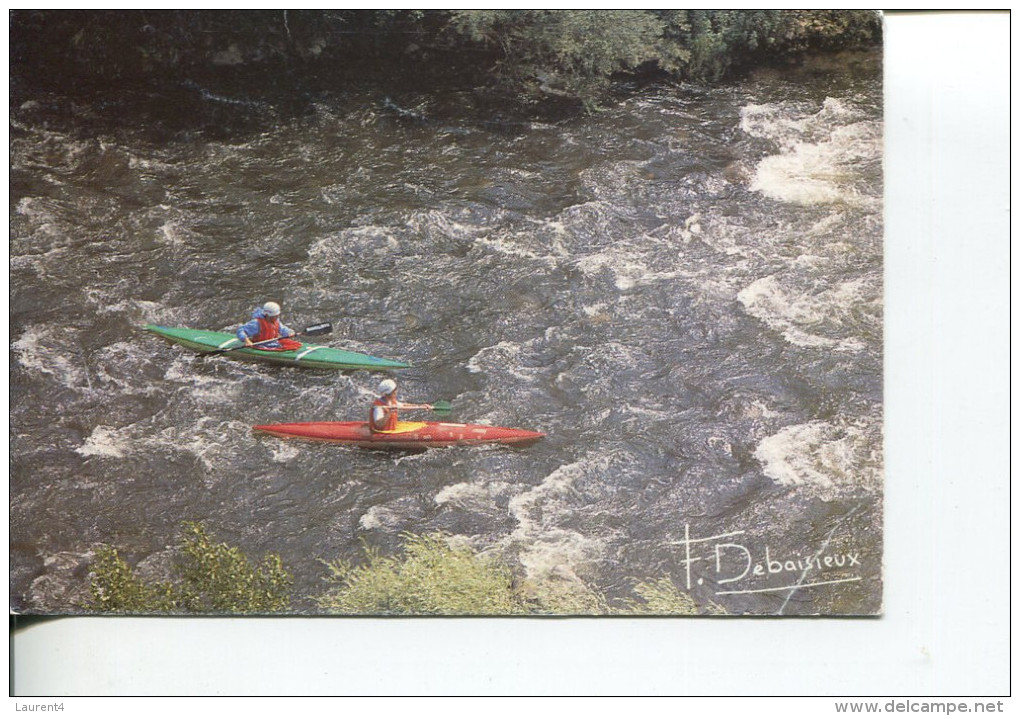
left=95, top=299, right=168, bottom=323
left=621, top=404, right=670, bottom=421
left=755, top=419, right=883, bottom=499
left=90, top=342, right=158, bottom=393
left=473, top=234, right=562, bottom=266
left=270, top=442, right=301, bottom=463
left=737, top=274, right=878, bottom=351
left=745, top=400, right=782, bottom=421
left=159, top=220, right=190, bottom=247
left=307, top=225, right=400, bottom=263
left=74, top=417, right=249, bottom=472
left=434, top=482, right=491, bottom=508
left=706, top=436, right=733, bottom=456
left=513, top=531, right=603, bottom=585
left=359, top=504, right=404, bottom=530
left=466, top=340, right=544, bottom=385
left=572, top=238, right=681, bottom=292
left=181, top=418, right=250, bottom=472
left=162, top=359, right=243, bottom=403
left=405, top=209, right=498, bottom=245
left=503, top=455, right=614, bottom=583
left=126, top=154, right=172, bottom=172
left=11, top=327, right=88, bottom=389
left=76, top=425, right=132, bottom=459
left=742, top=98, right=881, bottom=207
left=751, top=149, right=847, bottom=205
left=15, top=196, right=47, bottom=218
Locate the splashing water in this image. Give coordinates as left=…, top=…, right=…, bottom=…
left=10, top=53, right=883, bottom=615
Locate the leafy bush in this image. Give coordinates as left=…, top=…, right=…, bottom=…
left=89, top=524, right=723, bottom=616
left=448, top=10, right=668, bottom=109
left=446, top=10, right=880, bottom=107
left=318, top=531, right=726, bottom=616
left=616, top=576, right=727, bottom=615
left=87, top=522, right=293, bottom=613
left=663, top=10, right=882, bottom=82
left=319, top=533, right=525, bottom=615
left=174, top=522, right=293, bottom=613
left=12, top=10, right=881, bottom=112
left=89, top=545, right=176, bottom=612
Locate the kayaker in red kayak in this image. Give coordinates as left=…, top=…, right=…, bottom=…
left=369, top=379, right=434, bottom=432
left=236, top=301, right=302, bottom=351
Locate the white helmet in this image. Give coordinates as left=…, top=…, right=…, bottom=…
left=262, top=301, right=281, bottom=317
left=377, top=379, right=397, bottom=396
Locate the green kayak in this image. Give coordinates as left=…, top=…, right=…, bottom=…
left=143, top=325, right=409, bottom=371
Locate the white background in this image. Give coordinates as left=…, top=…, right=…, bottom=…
left=7, top=11, right=1012, bottom=704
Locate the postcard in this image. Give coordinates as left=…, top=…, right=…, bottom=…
left=10, top=10, right=883, bottom=616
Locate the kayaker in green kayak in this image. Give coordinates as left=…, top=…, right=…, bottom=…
left=370, top=379, right=435, bottom=432
left=236, top=301, right=302, bottom=351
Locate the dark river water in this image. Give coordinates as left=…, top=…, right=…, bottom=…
left=10, top=51, right=883, bottom=615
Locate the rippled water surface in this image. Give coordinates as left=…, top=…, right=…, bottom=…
left=10, top=52, right=883, bottom=614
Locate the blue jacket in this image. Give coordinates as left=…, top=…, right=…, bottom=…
left=236, top=306, right=295, bottom=348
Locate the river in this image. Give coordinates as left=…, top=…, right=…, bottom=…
left=10, top=50, right=883, bottom=615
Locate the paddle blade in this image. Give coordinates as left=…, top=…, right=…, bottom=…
left=303, top=322, right=333, bottom=337
left=431, top=400, right=452, bottom=415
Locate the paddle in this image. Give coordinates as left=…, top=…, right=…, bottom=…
left=204, top=322, right=333, bottom=357
left=401, top=400, right=452, bottom=416
left=430, top=400, right=453, bottom=415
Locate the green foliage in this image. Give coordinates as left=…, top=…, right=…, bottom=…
left=86, top=522, right=293, bottom=613
left=449, top=10, right=667, bottom=109
left=12, top=10, right=880, bottom=112
left=319, top=533, right=525, bottom=615
left=659, top=10, right=882, bottom=82
left=89, top=545, right=176, bottom=613
left=90, top=526, right=728, bottom=615
left=318, top=531, right=727, bottom=616
left=518, top=573, right=611, bottom=614
left=616, top=576, right=727, bottom=615
left=444, top=10, right=879, bottom=109
left=174, top=522, right=293, bottom=613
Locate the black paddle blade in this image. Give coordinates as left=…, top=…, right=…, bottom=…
left=303, top=322, right=333, bottom=337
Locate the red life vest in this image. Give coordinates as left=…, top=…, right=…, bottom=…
left=254, top=316, right=280, bottom=342
left=369, top=397, right=398, bottom=432
left=253, top=316, right=302, bottom=351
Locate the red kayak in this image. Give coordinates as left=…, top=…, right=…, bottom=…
left=252, top=420, right=545, bottom=449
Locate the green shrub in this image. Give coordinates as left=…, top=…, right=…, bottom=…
left=517, top=573, right=611, bottom=614
left=319, top=533, right=525, bottom=615
left=12, top=11, right=881, bottom=113
left=87, top=522, right=293, bottom=613
left=446, top=10, right=880, bottom=107
left=448, top=10, right=668, bottom=109
left=90, top=524, right=723, bottom=615
left=174, top=522, right=293, bottom=613
left=617, top=576, right=727, bottom=615
left=319, top=531, right=727, bottom=616
left=89, top=545, right=176, bottom=613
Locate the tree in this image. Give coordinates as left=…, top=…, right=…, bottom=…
left=13, top=10, right=881, bottom=113
left=445, top=10, right=879, bottom=109
left=447, top=10, right=668, bottom=109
